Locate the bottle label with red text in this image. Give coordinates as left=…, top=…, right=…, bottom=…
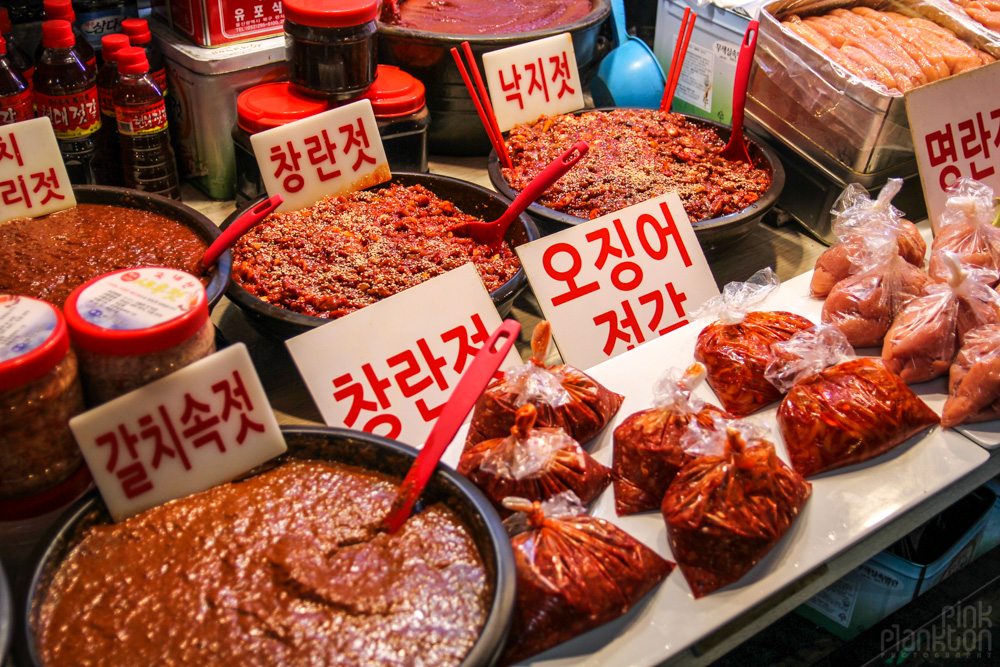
left=116, top=99, right=168, bottom=136
left=0, top=89, right=34, bottom=125
left=33, top=87, right=101, bottom=138
left=98, top=85, right=115, bottom=118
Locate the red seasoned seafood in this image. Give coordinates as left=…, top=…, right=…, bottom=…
left=694, top=310, right=814, bottom=416
left=458, top=404, right=611, bottom=517
left=466, top=321, right=623, bottom=448
left=928, top=178, right=1000, bottom=286
left=943, top=323, right=1000, bottom=427
left=777, top=358, right=940, bottom=477
left=500, top=493, right=674, bottom=665
left=661, top=421, right=810, bottom=598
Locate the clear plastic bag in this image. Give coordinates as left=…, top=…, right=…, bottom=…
left=942, top=323, right=1000, bottom=427
left=499, top=492, right=674, bottom=665
left=612, top=364, right=730, bottom=516
left=465, top=321, right=623, bottom=449
left=928, top=177, right=1000, bottom=286
left=764, top=324, right=855, bottom=392
left=660, top=416, right=811, bottom=598
left=458, top=404, right=612, bottom=517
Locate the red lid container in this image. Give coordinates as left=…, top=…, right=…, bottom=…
left=121, top=17, right=152, bottom=45
left=43, top=0, right=75, bottom=22
left=283, top=0, right=378, bottom=28
left=236, top=81, right=331, bottom=134
left=0, top=295, right=70, bottom=392
left=101, top=33, right=130, bottom=62
left=363, top=65, right=426, bottom=117
left=40, top=20, right=75, bottom=50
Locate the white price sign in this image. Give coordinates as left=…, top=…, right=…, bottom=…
left=483, top=32, right=585, bottom=133
left=906, top=61, right=1000, bottom=232
left=0, top=117, right=75, bottom=223
left=251, top=98, right=390, bottom=213
left=516, top=192, right=719, bottom=369
left=286, top=263, right=522, bottom=451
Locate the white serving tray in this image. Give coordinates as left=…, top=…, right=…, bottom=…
left=443, top=270, right=991, bottom=667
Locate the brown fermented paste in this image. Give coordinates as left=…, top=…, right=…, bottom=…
left=33, top=460, right=490, bottom=666
left=0, top=204, right=210, bottom=307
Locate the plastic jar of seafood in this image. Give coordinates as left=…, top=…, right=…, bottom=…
left=283, top=0, right=378, bottom=101
left=64, top=267, right=215, bottom=406
left=362, top=65, right=430, bottom=173
left=0, top=294, right=85, bottom=500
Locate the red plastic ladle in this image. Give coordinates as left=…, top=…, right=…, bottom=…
left=382, top=318, right=521, bottom=533
left=718, top=21, right=759, bottom=164
left=451, top=141, right=588, bottom=248
left=199, top=194, right=283, bottom=269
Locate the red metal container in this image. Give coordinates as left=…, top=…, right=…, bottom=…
left=150, top=0, right=284, bottom=47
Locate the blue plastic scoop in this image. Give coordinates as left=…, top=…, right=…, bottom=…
left=590, top=0, right=666, bottom=108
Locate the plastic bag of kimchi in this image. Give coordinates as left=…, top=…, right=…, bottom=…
left=942, top=323, right=1000, bottom=427
left=776, top=357, right=939, bottom=477
left=498, top=492, right=674, bottom=665
left=660, top=416, right=810, bottom=599
left=764, top=324, right=854, bottom=393
left=811, top=179, right=926, bottom=298
left=883, top=252, right=1000, bottom=384
left=928, top=178, right=1000, bottom=286
left=693, top=268, right=814, bottom=416
left=465, top=321, right=623, bottom=449
left=612, top=363, right=730, bottom=516
left=458, top=404, right=612, bottom=517
left=821, top=244, right=933, bottom=348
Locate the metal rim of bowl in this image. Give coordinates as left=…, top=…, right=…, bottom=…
left=0, top=562, right=9, bottom=666
left=71, top=185, right=232, bottom=310
left=14, top=425, right=517, bottom=667
left=377, top=0, right=610, bottom=44
left=486, top=109, right=787, bottom=244
left=221, top=173, right=538, bottom=338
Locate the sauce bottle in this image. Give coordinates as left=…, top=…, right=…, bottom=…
left=34, top=0, right=97, bottom=72
left=33, top=19, right=103, bottom=185
left=114, top=46, right=179, bottom=199
left=96, top=32, right=128, bottom=185
left=121, top=18, right=166, bottom=96
left=0, top=36, right=33, bottom=126
left=0, top=7, right=33, bottom=84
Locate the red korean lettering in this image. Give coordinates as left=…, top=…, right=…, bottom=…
left=548, top=51, right=575, bottom=99
left=304, top=129, right=342, bottom=182
left=95, top=424, right=139, bottom=473
left=0, top=175, right=31, bottom=208
left=593, top=299, right=645, bottom=355
left=958, top=112, right=995, bottom=180
left=991, top=107, right=1000, bottom=148
left=139, top=407, right=192, bottom=470
left=339, top=118, right=377, bottom=172
left=95, top=423, right=150, bottom=498
left=638, top=203, right=692, bottom=267
left=587, top=218, right=643, bottom=290
left=387, top=338, right=448, bottom=399
left=180, top=392, right=225, bottom=452
left=499, top=64, right=524, bottom=109
left=269, top=141, right=304, bottom=193
left=441, top=314, right=493, bottom=375
left=525, top=57, right=550, bottom=102
left=0, top=132, right=23, bottom=166
left=638, top=283, right=689, bottom=335
left=925, top=124, right=962, bottom=190
left=332, top=364, right=396, bottom=435
left=543, top=242, right=601, bottom=306
left=212, top=370, right=264, bottom=445
left=30, top=167, right=65, bottom=205
left=116, top=461, right=154, bottom=499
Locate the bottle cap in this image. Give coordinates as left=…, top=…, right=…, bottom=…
left=0, top=295, right=70, bottom=392
left=121, top=18, right=152, bottom=45
left=41, top=20, right=75, bottom=51
left=117, top=46, right=150, bottom=75
left=64, top=267, right=210, bottom=356
left=101, top=33, right=130, bottom=62
left=0, top=8, right=11, bottom=34
left=283, top=0, right=378, bottom=29
left=43, top=0, right=75, bottom=22
left=236, top=81, right=331, bottom=134
left=0, top=36, right=6, bottom=57
left=363, top=65, right=426, bottom=117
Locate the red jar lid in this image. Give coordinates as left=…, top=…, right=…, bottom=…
left=64, top=267, right=209, bottom=357
left=121, top=17, right=152, bottom=45
left=0, top=462, right=92, bottom=522
left=41, top=20, right=75, bottom=49
left=0, top=295, right=70, bottom=393
left=43, top=0, right=75, bottom=22
left=363, top=65, right=426, bottom=117
left=237, top=81, right=331, bottom=134
left=283, top=0, right=378, bottom=28
left=0, top=8, right=11, bottom=34
left=101, top=33, right=131, bottom=61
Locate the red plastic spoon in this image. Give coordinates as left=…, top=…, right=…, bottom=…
left=199, top=194, right=283, bottom=269
left=383, top=318, right=521, bottom=534
left=451, top=141, right=588, bottom=249
left=718, top=20, right=759, bottom=164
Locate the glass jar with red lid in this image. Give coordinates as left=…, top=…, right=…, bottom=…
left=283, top=0, right=378, bottom=101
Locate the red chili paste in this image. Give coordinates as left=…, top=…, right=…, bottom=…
left=502, top=109, right=772, bottom=223
left=382, top=0, right=593, bottom=34
left=231, top=183, right=521, bottom=319
left=0, top=204, right=210, bottom=307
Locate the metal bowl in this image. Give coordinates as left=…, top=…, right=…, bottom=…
left=222, top=172, right=539, bottom=341
left=15, top=426, right=516, bottom=667
left=24, top=186, right=231, bottom=310
left=0, top=562, right=9, bottom=667
left=378, top=0, right=611, bottom=155
left=487, top=111, right=786, bottom=249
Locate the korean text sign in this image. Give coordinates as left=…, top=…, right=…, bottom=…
left=516, top=192, right=719, bottom=369
left=0, top=117, right=75, bottom=223
left=251, top=98, right=390, bottom=213
left=70, top=343, right=286, bottom=521
left=483, top=32, right=585, bottom=132
left=906, top=61, right=1000, bottom=231
left=286, top=263, right=522, bottom=450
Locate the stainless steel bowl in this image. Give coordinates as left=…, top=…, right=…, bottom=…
left=15, top=426, right=517, bottom=667
left=223, top=172, right=538, bottom=341
left=487, top=111, right=786, bottom=249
